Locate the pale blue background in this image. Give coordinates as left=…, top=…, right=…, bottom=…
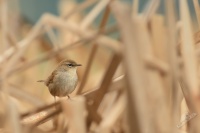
left=19, top=0, right=197, bottom=25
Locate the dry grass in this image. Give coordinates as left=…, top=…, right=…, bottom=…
left=1, top=0, right=200, bottom=132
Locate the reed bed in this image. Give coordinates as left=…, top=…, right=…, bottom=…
left=1, top=0, right=200, bottom=133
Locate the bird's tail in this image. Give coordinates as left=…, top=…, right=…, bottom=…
left=37, top=80, right=45, bottom=82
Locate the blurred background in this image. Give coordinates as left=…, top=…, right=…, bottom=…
left=1, top=0, right=200, bottom=132
left=19, top=0, right=197, bottom=25
left=3, top=0, right=124, bottom=112
left=15, top=0, right=199, bottom=107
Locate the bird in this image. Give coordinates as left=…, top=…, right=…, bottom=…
left=37, top=59, right=81, bottom=101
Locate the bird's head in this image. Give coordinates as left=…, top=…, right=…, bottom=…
left=57, top=59, right=82, bottom=72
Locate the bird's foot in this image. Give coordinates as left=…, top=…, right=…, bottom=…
left=67, top=95, right=71, bottom=100
left=67, top=95, right=75, bottom=101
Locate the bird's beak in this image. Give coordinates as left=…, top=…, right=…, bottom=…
left=76, top=64, right=82, bottom=66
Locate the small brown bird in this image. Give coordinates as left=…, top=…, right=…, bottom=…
left=38, top=59, right=81, bottom=100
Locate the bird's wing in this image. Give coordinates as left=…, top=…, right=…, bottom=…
left=45, top=70, right=58, bottom=86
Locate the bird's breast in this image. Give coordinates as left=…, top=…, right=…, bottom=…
left=50, top=71, right=78, bottom=97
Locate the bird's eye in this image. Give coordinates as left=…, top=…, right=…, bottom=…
left=67, top=64, right=73, bottom=67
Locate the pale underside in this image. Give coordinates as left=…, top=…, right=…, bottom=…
left=45, top=70, right=78, bottom=97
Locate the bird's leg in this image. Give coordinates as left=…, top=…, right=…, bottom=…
left=53, top=96, right=58, bottom=129
left=67, top=95, right=76, bottom=101
left=54, top=96, right=56, bottom=104
left=67, top=95, right=71, bottom=100
left=67, top=95, right=70, bottom=99
left=54, top=96, right=57, bottom=109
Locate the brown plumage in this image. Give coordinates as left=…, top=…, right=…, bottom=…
left=38, top=59, right=81, bottom=99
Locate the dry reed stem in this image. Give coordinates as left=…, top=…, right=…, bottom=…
left=194, top=31, right=200, bottom=44
left=134, top=17, right=170, bottom=132
left=143, top=16, right=172, bottom=131
left=192, top=0, right=200, bottom=27
left=8, top=38, right=91, bottom=77
left=179, top=99, right=189, bottom=132
left=81, top=75, right=124, bottom=99
left=77, top=44, right=98, bottom=94
left=0, top=12, right=120, bottom=67
left=98, top=4, right=110, bottom=33
left=132, top=0, right=139, bottom=18
left=22, top=126, right=46, bottom=133
left=165, top=0, right=180, bottom=127
left=42, top=14, right=121, bottom=52
left=143, top=0, right=160, bottom=21
left=1, top=0, right=8, bottom=51
left=7, top=30, right=18, bottom=49
left=55, top=113, right=66, bottom=133
left=29, top=109, right=61, bottom=131
left=86, top=53, right=122, bottom=125
left=2, top=39, right=30, bottom=80
left=0, top=17, right=43, bottom=64
left=44, top=25, right=60, bottom=50
left=64, top=0, right=98, bottom=19
left=188, top=30, right=200, bottom=60
left=180, top=0, right=200, bottom=132
left=61, top=97, right=87, bottom=133
left=145, top=56, right=169, bottom=74
left=180, top=0, right=199, bottom=103
left=99, top=89, right=120, bottom=118
left=77, top=4, right=111, bottom=94
left=21, top=102, right=60, bottom=119
left=111, top=1, right=150, bottom=133
left=6, top=99, right=22, bottom=133
left=97, top=94, right=125, bottom=133
left=174, top=84, right=184, bottom=129
left=80, top=0, right=110, bottom=30
left=106, top=75, right=124, bottom=93
left=21, top=111, right=48, bottom=125
left=8, top=24, right=118, bottom=77
left=8, top=83, right=45, bottom=107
